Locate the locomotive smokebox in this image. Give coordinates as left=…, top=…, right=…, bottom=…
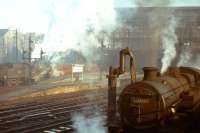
left=143, top=67, right=158, bottom=81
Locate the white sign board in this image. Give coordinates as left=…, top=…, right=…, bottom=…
left=71, top=64, right=84, bottom=82
left=72, top=64, right=84, bottom=73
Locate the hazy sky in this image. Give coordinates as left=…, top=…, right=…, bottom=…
left=0, top=0, right=200, bottom=33
left=115, top=0, right=200, bottom=7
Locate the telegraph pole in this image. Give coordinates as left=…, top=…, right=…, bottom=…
left=22, top=35, right=44, bottom=85
left=100, top=39, right=104, bottom=80
left=28, top=36, right=32, bottom=84
left=15, top=29, right=18, bottom=63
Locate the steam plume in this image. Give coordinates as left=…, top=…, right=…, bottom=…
left=177, top=44, right=200, bottom=69
left=178, top=55, right=200, bottom=69
left=132, top=0, right=179, bottom=73
left=161, top=16, right=178, bottom=73
left=32, top=0, right=117, bottom=78
left=40, top=0, right=116, bottom=63
left=177, top=43, right=192, bottom=66
left=71, top=89, right=106, bottom=133
left=72, top=112, right=106, bottom=133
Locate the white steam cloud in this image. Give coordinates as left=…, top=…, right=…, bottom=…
left=178, top=55, right=200, bottom=69
left=31, top=0, right=116, bottom=79
left=71, top=86, right=106, bottom=133
left=177, top=43, right=192, bottom=66
left=188, top=56, right=200, bottom=69
left=72, top=113, right=106, bottom=133
left=161, top=16, right=178, bottom=73
left=177, top=43, right=200, bottom=69
left=178, top=52, right=192, bottom=66
left=38, top=0, right=116, bottom=63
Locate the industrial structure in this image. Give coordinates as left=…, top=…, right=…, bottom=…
left=0, top=29, right=44, bottom=86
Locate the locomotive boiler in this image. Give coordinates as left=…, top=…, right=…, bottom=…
left=107, top=48, right=200, bottom=132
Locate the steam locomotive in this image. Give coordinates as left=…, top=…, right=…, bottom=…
left=107, top=48, right=200, bottom=132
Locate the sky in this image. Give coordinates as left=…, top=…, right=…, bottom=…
left=0, top=0, right=200, bottom=33
left=115, top=0, right=200, bottom=7
left=0, top=0, right=50, bottom=33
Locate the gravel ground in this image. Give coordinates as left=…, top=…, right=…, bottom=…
left=0, top=72, right=108, bottom=101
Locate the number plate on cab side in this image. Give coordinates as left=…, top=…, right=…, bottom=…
left=130, top=97, right=150, bottom=106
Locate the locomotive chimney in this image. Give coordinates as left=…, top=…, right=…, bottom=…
left=143, top=67, right=158, bottom=81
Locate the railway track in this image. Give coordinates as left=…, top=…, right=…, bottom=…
left=0, top=86, right=108, bottom=133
